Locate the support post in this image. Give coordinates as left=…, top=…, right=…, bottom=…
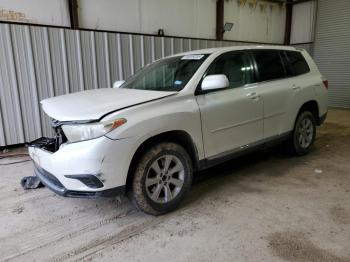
left=216, top=0, right=224, bottom=40
left=68, top=0, right=79, bottom=29
left=284, top=0, right=293, bottom=45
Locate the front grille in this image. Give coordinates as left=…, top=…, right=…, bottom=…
left=50, top=119, right=68, bottom=152
left=27, top=137, right=56, bottom=152
left=27, top=119, right=67, bottom=153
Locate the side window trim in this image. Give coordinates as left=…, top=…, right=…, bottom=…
left=278, top=50, right=288, bottom=77
left=196, top=49, right=309, bottom=94
left=251, top=49, right=290, bottom=84
left=243, top=50, right=257, bottom=84
left=281, top=50, right=293, bottom=77
left=283, top=50, right=311, bottom=77
left=247, top=50, right=260, bottom=83
left=195, top=50, right=255, bottom=95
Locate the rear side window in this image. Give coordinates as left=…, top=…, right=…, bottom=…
left=252, top=50, right=286, bottom=82
left=206, top=51, right=254, bottom=88
left=283, top=51, right=310, bottom=76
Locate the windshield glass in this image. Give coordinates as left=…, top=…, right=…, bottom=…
left=121, top=54, right=209, bottom=91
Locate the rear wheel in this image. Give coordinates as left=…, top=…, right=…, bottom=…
left=128, top=142, right=193, bottom=215
left=288, top=111, right=316, bottom=155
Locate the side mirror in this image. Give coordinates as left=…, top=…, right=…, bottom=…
left=113, top=80, right=125, bottom=88
left=201, top=74, right=229, bottom=91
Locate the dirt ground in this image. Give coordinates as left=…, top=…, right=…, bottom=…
left=0, top=109, right=349, bottom=262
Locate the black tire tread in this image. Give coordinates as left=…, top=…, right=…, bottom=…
left=288, top=110, right=316, bottom=156
left=128, top=142, right=192, bottom=215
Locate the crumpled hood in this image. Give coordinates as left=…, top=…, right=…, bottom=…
left=41, top=88, right=176, bottom=121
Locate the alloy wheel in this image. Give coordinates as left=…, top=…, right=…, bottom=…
left=145, top=155, right=185, bottom=203
left=297, top=118, right=314, bottom=149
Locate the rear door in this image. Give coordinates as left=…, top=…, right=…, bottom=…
left=196, top=51, right=264, bottom=159
left=281, top=50, right=314, bottom=130
left=250, top=50, right=295, bottom=139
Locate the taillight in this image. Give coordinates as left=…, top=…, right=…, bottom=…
left=322, top=79, right=328, bottom=89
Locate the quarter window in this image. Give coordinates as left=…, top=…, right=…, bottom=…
left=253, top=50, right=285, bottom=82
left=283, top=51, right=310, bottom=76
left=206, top=51, right=254, bottom=88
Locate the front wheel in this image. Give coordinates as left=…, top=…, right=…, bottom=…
left=128, top=142, right=193, bottom=215
left=288, top=111, right=316, bottom=155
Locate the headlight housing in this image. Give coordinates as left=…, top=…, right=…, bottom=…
left=62, top=118, right=126, bottom=143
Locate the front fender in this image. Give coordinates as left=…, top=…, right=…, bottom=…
left=103, top=95, right=204, bottom=177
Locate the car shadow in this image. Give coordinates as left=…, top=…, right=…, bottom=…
left=182, top=144, right=298, bottom=208
left=193, top=145, right=288, bottom=184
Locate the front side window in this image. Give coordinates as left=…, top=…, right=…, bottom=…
left=206, top=51, right=254, bottom=88
left=253, top=50, right=286, bottom=82
left=283, top=51, right=310, bottom=76
left=121, top=54, right=209, bottom=92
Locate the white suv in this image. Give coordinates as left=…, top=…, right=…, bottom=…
left=28, top=46, right=328, bottom=215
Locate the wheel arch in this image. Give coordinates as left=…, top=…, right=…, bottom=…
left=296, top=100, right=321, bottom=125
left=125, top=130, right=200, bottom=190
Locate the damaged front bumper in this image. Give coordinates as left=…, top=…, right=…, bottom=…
left=34, top=163, right=124, bottom=198
left=27, top=135, right=131, bottom=198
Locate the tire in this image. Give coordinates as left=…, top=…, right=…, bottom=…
left=128, top=142, right=193, bottom=215
left=288, top=111, right=316, bottom=156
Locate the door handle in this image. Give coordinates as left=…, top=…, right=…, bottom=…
left=292, top=85, right=301, bottom=90
left=246, top=92, right=260, bottom=100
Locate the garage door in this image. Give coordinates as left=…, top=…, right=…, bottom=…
left=313, top=0, right=350, bottom=108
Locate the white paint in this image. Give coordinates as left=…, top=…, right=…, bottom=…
left=201, top=74, right=229, bottom=91
left=290, top=1, right=316, bottom=44
left=40, top=88, right=176, bottom=121
left=29, top=46, right=327, bottom=194
left=223, top=0, right=286, bottom=43
left=0, top=0, right=70, bottom=26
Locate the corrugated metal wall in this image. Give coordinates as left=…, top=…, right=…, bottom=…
left=0, top=23, right=249, bottom=146
left=313, top=0, right=350, bottom=108
left=0, top=23, right=313, bottom=147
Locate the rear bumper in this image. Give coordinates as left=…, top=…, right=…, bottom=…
left=34, top=163, right=125, bottom=198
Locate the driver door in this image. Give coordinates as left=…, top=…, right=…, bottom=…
left=196, top=51, right=264, bottom=159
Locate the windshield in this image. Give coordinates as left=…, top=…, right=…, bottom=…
left=121, top=54, right=209, bottom=91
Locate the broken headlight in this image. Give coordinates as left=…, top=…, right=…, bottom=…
left=62, top=118, right=127, bottom=143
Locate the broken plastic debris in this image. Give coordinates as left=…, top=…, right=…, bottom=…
left=21, top=176, right=44, bottom=190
